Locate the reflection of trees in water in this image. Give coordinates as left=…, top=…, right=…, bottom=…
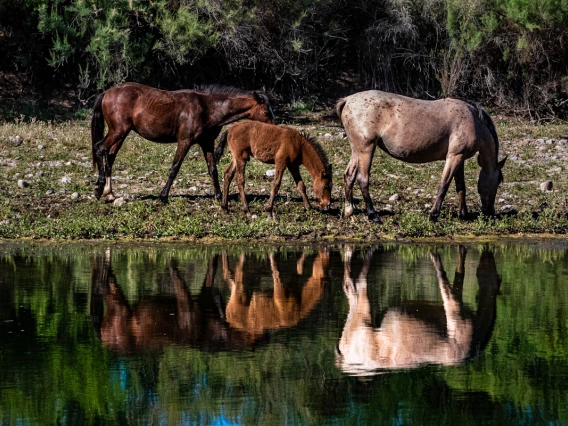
left=337, top=246, right=500, bottom=375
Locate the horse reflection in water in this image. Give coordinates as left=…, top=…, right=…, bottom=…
left=336, top=246, right=500, bottom=375
left=90, top=249, right=329, bottom=353
left=222, top=249, right=329, bottom=339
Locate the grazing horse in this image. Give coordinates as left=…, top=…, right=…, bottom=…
left=91, top=82, right=276, bottom=202
left=336, top=246, right=500, bottom=375
left=336, top=91, right=507, bottom=222
left=215, top=121, right=332, bottom=217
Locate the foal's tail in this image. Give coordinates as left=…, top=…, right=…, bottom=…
left=214, top=130, right=228, bottom=164
left=91, top=93, right=105, bottom=172
left=335, top=98, right=347, bottom=124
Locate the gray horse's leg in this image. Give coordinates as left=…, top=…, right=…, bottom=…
left=454, top=162, right=469, bottom=219
left=343, top=155, right=359, bottom=217
left=356, top=149, right=379, bottom=223
left=430, top=154, right=464, bottom=222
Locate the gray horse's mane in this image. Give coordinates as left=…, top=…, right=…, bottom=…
left=300, top=131, right=332, bottom=175
left=456, top=97, right=499, bottom=159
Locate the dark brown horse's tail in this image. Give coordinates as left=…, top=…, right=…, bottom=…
left=214, top=130, right=229, bottom=164
left=335, top=98, right=347, bottom=124
left=91, top=93, right=105, bottom=172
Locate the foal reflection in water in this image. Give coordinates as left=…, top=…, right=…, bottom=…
left=336, top=246, right=500, bottom=375
left=90, top=249, right=329, bottom=353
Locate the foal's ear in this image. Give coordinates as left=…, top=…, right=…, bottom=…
left=498, top=156, right=507, bottom=169
left=253, top=91, right=265, bottom=104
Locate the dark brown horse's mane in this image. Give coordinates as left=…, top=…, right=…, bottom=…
left=197, top=84, right=263, bottom=97
left=300, top=131, right=332, bottom=175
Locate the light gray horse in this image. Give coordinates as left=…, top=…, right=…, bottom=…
left=336, top=91, right=507, bottom=222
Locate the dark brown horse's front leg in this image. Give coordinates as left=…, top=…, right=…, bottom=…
left=160, top=140, right=192, bottom=203
left=201, top=145, right=222, bottom=201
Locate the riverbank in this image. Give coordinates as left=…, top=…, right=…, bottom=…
left=1, top=113, right=567, bottom=241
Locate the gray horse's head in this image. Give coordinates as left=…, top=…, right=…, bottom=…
left=477, top=157, right=507, bottom=216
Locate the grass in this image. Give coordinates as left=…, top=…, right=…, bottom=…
left=0, top=113, right=567, bottom=241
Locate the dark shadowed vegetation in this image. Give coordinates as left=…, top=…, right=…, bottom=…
left=1, top=0, right=568, bottom=119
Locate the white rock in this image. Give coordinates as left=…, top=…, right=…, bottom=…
left=389, top=193, right=401, bottom=202
left=265, top=169, right=276, bottom=177
left=17, top=179, right=30, bottom=189
left=540, top=181, right=553, bottom=192
left=113, top=197, right=125, bottom=207
left=61, top=176, right=72, bottom=184
left=71, top=192, right=80, bottom=199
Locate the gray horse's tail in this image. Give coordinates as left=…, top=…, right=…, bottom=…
left=214, top=130, right=228, bottom=164
left=91, top=93, right=105, bottom=172
left=335, top=98, right=347, bottom=124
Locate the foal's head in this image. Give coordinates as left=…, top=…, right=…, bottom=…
left=314, top=165, right=333, bottom=211
left=478, top=157, right=507, bottom=216
left=249, top=91, right=276, bottom=124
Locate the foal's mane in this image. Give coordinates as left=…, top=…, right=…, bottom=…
left=300, top=131, right=332, bottom=175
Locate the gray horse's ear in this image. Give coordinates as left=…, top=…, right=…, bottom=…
left=253, top=91, right=265, bottom=104
left=498, top=156, right=507, bottom=169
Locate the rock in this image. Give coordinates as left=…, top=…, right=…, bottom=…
left=46, top=189, right=55, bottom=195
left=61, top=176, right=72, bottom=184
left=251, top=214, right=258, bottom=220
left=383, top=204, right=393, bottom=212
left=265, top=169, right=276, bottom=178
left=424, top=203, right=432, bottom=209
left=36, top=171, right=44, bottom=177
left=536, top=138, right=545, bottom=144
left=503, top=204, right=512, bottom=210
left=546, top=139, right=555, bottom=144
left=17, top=179, right=30, bottom=189
left=71, top=192, right=80, bottom=200
left=323, top=133, right=333, bottom=139
left=37, top=144, right=46, bottom=150
left=540, top=181, right=553, bottom=192
left=389, top=193, right=401, bottom=202
left=9, top=136, right=23, bottom=146
left=189, top=186, right=197, bottom=191
left=113, top=197, right=125, bottom=207
left=498, top=198, right=506, bottom=203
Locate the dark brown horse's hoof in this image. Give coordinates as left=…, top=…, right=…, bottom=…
left=159, top=195, right=169, bottom=204
left=429, top=214, right=439, bottom=223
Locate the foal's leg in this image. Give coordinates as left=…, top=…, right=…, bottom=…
left=235, top=159, right=250, bottom=214
left=222, top=160, right=237, bottom=211
left=430, top=154, right=464, bottom=222
left=454, top=162, right=469, bottom=219
left=266, top=163, right=286, bottom=219
left=160, top=139, right=192, bottom=203
left=288, top=165, right=311, bottom=209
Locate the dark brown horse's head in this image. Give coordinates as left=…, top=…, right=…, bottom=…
left=249, top=91, right=276, bottom=124
left=314, top=165, right=333, bottom=211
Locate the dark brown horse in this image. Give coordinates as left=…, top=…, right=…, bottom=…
left=214, top=121, right=332, bottom=218
left=336, top=91, right=506, bottom=222
left=91, top=82, right=276, bottom=202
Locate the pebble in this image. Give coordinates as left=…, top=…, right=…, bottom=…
left=61, top=176, right=72, bottom=184
left=265, top=169, right=276, bottom=177
left=71, top=192, right=80, bottom=199
left=189, top=186, right=197, bottom=191
left=38, top=144, right=45, bottom=150
left=113, top=197, right=125, bottom=207
left=389, top=193, right=401, bottom=202
left=383, top=204, right=393, bottom=212
left=323, top=133, right=333, bottom=139
left=46, top=189, right=55, bottom=195
left=9, top=136, right=23, bottom=146
left=17, top=179, right=30, bottom=189
left=251, top=214, right=258, bottom=220
left=540, top=181, right=553, bottom=192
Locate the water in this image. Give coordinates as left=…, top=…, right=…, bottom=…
left=1, top=241, right=568, bottom=425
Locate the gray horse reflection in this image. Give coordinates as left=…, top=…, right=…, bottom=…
left=336, top=246, right=500, bottom=375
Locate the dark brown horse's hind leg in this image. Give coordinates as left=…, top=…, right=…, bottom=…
left=201, top=144, right=222, bottom=201
left=454, top=162, right=469, bottom=219
left=430, top=155, right=464, bottom=222
left=94, top=139, right=107, bottom=200
left=160, top=140, right=192, bottom=203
